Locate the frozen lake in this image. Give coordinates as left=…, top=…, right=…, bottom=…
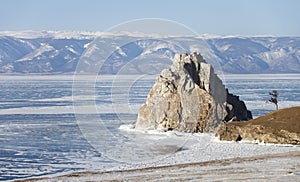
left=0, top=74, right=299, bottom=181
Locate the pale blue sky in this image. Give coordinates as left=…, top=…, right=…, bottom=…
left=1, top=0, right=299, bottom=36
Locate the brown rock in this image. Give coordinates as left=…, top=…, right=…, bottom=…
left=135, top=52, right=252, bottom=132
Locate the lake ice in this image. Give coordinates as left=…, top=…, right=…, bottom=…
left=0, top=74, right=299, bottom=181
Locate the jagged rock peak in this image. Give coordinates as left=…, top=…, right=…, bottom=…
left=135, top=52, right=252, bottom=132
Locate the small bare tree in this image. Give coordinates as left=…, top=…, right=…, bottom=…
left=268, top=90, right=278, bottom=110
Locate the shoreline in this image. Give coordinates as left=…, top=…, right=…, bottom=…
left=17, top=150, right=300, bottom=181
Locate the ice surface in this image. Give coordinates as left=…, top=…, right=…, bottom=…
left=0, top=74, right=299, bottom=181
left=116, top=127, right=299, bottom=169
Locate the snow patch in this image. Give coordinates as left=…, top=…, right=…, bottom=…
left=15, top=44, right=54, bottom=62
left=66, top=46, right=79, bottom=55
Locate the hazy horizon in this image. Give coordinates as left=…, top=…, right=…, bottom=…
left=1, top=0, right=300, bottom=36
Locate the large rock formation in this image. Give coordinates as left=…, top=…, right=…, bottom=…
left=135, top=52, right=252, bottom=132
left=216, top=106, right=300, bottom=145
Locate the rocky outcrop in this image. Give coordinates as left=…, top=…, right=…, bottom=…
left=216, top=106, right=300, bottom=145
left=135, top=52, right=252, bottom=132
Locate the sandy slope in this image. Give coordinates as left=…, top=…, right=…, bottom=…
left=18, top=151, right=300, bottom=182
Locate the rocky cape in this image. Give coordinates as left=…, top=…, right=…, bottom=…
left=135, top=52, right=252, bottom=132
left=216, top=106, right=300, bottom=145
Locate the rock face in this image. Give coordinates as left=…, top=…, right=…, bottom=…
left=216, top=106, right=300, bottom=145
left=135, top=52, right=252, bottom=132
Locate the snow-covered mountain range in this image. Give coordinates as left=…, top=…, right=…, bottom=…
left=0, top=31, right=299, bottom=74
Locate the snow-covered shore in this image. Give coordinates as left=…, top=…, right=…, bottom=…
left=22, top=151, right=300, bottom=181
left=19, top=131, right=300, bottom=181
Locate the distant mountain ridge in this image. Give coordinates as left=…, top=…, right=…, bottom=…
left=0, top=31, right=299, bottom=74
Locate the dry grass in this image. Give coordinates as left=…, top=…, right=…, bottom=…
left=232, top=106, right=300, bottom=134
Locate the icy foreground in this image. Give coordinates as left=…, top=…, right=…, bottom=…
left=31, top=151, right=300, bottom=181
left=25, top=132, right=300, bottom=181
left=1, top=75, right=300, bottom=181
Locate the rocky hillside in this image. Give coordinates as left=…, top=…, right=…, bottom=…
left=216, top=106, right=300, bottom=145
left=0, top=31, right=300, bottom=74
left=0, top=36, right=91, bottom=73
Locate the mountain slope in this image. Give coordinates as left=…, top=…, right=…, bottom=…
left=0, top=31, right=299, bottom=74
